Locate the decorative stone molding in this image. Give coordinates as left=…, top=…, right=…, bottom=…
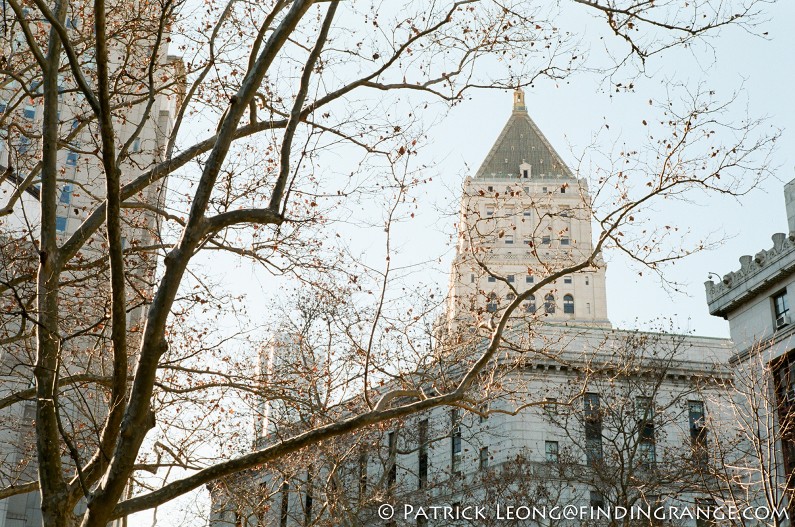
left=705, top=231, right=795, bottom=316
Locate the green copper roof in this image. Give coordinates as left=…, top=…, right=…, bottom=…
left=475, top=92, right=574, bottom=179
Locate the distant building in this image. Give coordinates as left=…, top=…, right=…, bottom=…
left=441, top=88, right=609, bottom=335
left=210, top=91, right=737, bottom=527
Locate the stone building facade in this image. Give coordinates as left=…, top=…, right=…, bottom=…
left=705, top=178, right=795, bottom=520
left=209, top=92, right=739, bottom=527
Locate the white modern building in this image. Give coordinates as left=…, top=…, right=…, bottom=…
left=209, top=92, right=740, bottom=527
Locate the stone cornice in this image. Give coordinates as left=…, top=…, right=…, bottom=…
left=705, top=232, right=795, bottom=318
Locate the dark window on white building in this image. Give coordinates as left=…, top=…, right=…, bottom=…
left=525, top=295, right=536, bottom=313
left=387, top=431, right=397, bottom=488
left=479, top=446, right=489, bottom=470
left=545, top=441, right=559, bottom=463
left=486, top=293, right=498, bottom=313
left=688, top=401, right=708, bottom=465
left=637, top=397, right=656, bottom=465
left=418, top=419, right=428, bottom=488
left=563, top=294, right=574, bottom=314
left=584, top=393, right=603, bottom=465
left=358, top=453, right=367, bottom=499
left=279, top=482, right=289, bottom=527
left=544, top=294, right=555, bottom=314
left=774, top=290, right=790, bottom=329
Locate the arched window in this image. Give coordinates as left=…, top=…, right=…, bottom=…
left=525, top=295, right=536, bottom=313
left=544, top=294, right=555, bottom=314
left=506, top=293, right=516, bottom=302
left=487, top=292, right=498, bottom=313
left=564, top=294, right=574, bottom=314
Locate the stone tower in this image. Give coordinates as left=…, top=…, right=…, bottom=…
left=442, top=89, right=610, bottom=333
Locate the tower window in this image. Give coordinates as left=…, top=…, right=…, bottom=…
left=525, top=295, right=536, bottom=313
left=451, top=409, right=462, bottom=474
left=507, top=274, right=515, bottom=283
left=505, top=235, right=514, bottom=245
left=563, top=294, right=574, bottom=314
left=544, top=294, right=555, bottom=314
left=522, top=169, right=529, bottom=178
left=486, top=206, right=494, bottom=216
left=526, top=275, right=534, bottom=284
left=585, top=276, right=590, bottom=286
left=486, top=293, right=498, bottom=313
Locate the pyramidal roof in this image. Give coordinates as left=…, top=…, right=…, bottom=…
left=475, top=90, right=574, bottom=179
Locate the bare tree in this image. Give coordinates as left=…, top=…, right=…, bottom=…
left=539, top=331, right=732, bottom=527
left=699, top=345, right=795, bottom=527
left=0, top=0, right=780, bottom=526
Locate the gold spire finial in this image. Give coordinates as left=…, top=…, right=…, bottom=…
left=513, top=88, right=526, bottom=112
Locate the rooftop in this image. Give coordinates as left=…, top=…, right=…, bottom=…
left=474, top=89, right=574, bottom=180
